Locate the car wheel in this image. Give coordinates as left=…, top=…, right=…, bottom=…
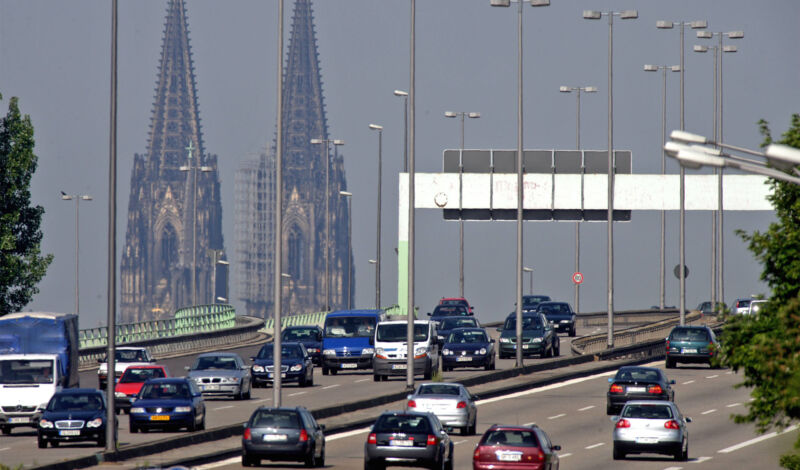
left=373, top=374, right=380, bottom=382
left=322, top=367, right=329, bottom=376
left=242, top=453, right=257, bottom=467
left=188, top=414, right=198, bottom=432
left=317, top=447, right=325, bottom=467
left=129, top=422, right=138, bottom=433
left=678, top=440, right=689, bottom=461
left=540, top=346, right=548, bottom=359
left=606, top=403, right=615, bottom=415
left=97, top=436, right=106, bottom=447
left=304, top=448, right=315, bottom=467
left=613, top=444, right=624, bottom=460
left=243, top=383, right=252, bottom=400
left=364, top=458, right=384, bottom=470
left=666, top=357, right=676, bottom=368
left=330, top=368, right=338, bottom=375
left=569, top=326, right=576, bottom=337
left=423, top=362, right=433, bottom=380
left=553, top=339, right=560, bottom=356
left=51, top=441, right=59, bottom=448
left=198, top=414, right=206, bottom=431
left=445, top=448, right=454, bottom=470
left=37, top=437, right=47, bottom=448
left=299, top=374, right=308, bottom=387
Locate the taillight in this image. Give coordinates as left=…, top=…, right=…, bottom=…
left=666, top=340, right=670, bottom=350
left=532, top=449, right=545, bottom=462
left=473, top=448, right=481, bottom=461
left=368, top=433, right=377, bottom=444
left=243, top=428, right=251, bottom=441
left=609, top=384, right=624, bottom=393
left=708, top=342, right=715, bottom=356
left=427, top=434, right=439, bottom=445
left=648, top=385, right=663, bottom=394
left=407, top=400, right=417, bottom=408
left=456, top=401, right=467, bottom=409
left=299, top=429, right=309, bottom=442
left=664, top=420, right=680, bottom=430
left=615, top=419, right=631, bottom=428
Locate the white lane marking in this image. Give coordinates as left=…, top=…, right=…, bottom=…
left=322, top=384, right=340, bottom=390
left=0, top=447, right=9, bottom=452
left=253, top=398, right=271, bottom=403
left=726, top=371, right=733, bottom=375
left=523, top=422, right=536, bottom=426
left=213, top=405, right=234, bottom=411
left=355, top=378, right=370, bottom=383
left=706, top=374, right=719, bottom=379
left=663, top=467, right=683, bottom=470
left=559, top=452, right=572, bottom=458
left=288, top=391, right=307, bottom=397
left=726, top=402, right=741, bottom=408
left=454, top=440, right=468, bottom=445
left=718, top=425, right=799, bottom=453
left=585, top=442, right=605, bottom=449
left=195, top=457, right=240, bottom=469
left=682, top=380, right=695, bottom=385
left=701, top=409, right=717, bottom=415
left=548, top=413, right=566, bottom=420
left=695, top=456, right=713, bottom=463
left=328, top=426, right=372, bottom=441
left=578, top=405, right=595, bottom=411
left=477, top=370, right=617, bottom=406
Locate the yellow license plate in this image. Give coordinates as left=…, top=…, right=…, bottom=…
left=150, top=415, right=170, bottom=421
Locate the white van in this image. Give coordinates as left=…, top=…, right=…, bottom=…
left=0, top=354, right=64, bottom=434
left=372, top=320, right=440, bottom=381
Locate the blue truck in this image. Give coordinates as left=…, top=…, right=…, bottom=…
left=0, top=312, right=80, bottom=388
left=320, top=309, right=385, bottom=375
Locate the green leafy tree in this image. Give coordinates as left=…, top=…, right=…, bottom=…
left=722, top=113, right=800, bottom=469
left=0, top=95, right=53, bottom=315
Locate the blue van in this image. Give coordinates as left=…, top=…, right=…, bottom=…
left=321, top=310, right=384, bottom=375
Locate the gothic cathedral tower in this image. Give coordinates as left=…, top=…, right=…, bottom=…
left=235, top=0, right=353, bottom=318
left=120, top=0, right=224, bottom=323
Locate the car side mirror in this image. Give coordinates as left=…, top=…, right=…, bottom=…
left=243, top=423, right=248, bottom=429
left=249, top=357, right=256, bottom=361
left=406, top=394, right=412, bottom=400
left=610, top=416, right=619, bottom=422
left=496, top=327, right=502, bottom=332
left=241, top=365, right=250, bottom=370
left=320, top=424, right=326, bottom=430
left=369, top=336, right=375, bottom=345
left=427, top=312, right=432, bottom=316
left=184, top=366, right=191, bottom=371
left=552, top=444, right=561, bottom=451
left=607, top=377, right=613, bottom=383
left=685, top=417, right=692, bottom=423
left=670, top=379, right=676, bottom=384
left=490, top=339, right=496, bottom=343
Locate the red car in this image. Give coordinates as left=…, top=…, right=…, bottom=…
left=114, top=365, right=169, bottom=414
left=473, top=424, right=561, bottom=470
left=440, top=297, right=474, bottom=314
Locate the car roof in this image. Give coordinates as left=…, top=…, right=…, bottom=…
left=538, top=301, right=567, bottom=306
left=55, top=388, right=103, bottom=395
left=448, top=327, right=485, bottom=333
left=284, top=325, right=321, bottom=330
left=117, top=346, right=148, bottom=351
left=486, top=424, right=541, bottom=431
left=196, top=351, right=240, bottom=358
left=418, top=381, right=464, bottom=388
left=253, top=406, right=308, bottom=412
left=123, top=364, right=165, bottom=370
left=378, top=320, right=430, bottom=325
left=144, top=377, right=189, bottom=384
left=671, top=325, right=708, bottom=330
left=624, top=400, right=676, bottom=407
left=327, top=309, right=382, bottom=317
left=618, top=366, right=661, bottom=373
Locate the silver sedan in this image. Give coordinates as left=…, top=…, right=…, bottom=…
left=611, top=400, right=691, bottom=461
left=185, top=352, right=252, bottom=400
left=404, top=382, right=477, bottom=435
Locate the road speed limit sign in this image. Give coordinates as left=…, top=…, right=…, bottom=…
left=572, top=272, right=584, bottom=285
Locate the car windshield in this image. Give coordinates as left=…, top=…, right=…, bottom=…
left=440, top=317, right=478, bottom=330
left=116, top=349, right=146, bottom=362
left=49, top=394, right=104, bottom=412
left=432, top=305, right=468, bottom=317
left=324, top=316, right=376, bottom=338
left=139, top=382, right=191, bottom=400
left=503, top=315, right=543, bottom=330
left=482, top=430, right=539, bottom=447
left=256, top=344, right=303, bottom=360
left=282, top=328, right=319, bottom=341
left=737, top=299, right=751, bottom=308
left=119, top=367, right=165, bottom=383
left=670, top=328, right=709, bottom=342
left=376, top=323, right=428, bottom=342
left=374, top=415, right=431, bottom=434
left=522, top=296, right=550, bottom=308
left=615, top=368, right=661, bottom=382
left=0, top=359, right=54, bottom=384
left=251, top=409, right=301, bottom=428
left=417, top=384, right=461, bottom=396
left=193, top=356, right=238, bottom=370
left=440, top=299, right=468, bottom=308
left=622, top=404, right=673, bottom=419
left=538, top=303, right=570, bottom=314
left=448, top=330, right=488, bottom=344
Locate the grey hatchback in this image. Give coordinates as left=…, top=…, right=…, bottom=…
left=364, top=411, right=454, bottom=470
left=242, top=406, right=325, bottom=467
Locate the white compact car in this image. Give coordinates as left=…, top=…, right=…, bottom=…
left=612, top=400, right=691, bottom=461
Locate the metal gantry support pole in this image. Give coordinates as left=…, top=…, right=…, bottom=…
left=340, top=191, right=353, bottom=309
left=679, top=21, right=686, bottom=325
left=105, top=0, right=118, bottom=451
left=515, top=0, right=524, bottom=368
left=406, top=0, right=416, bottom=390
left=368, top=124, right=383, bottom=309
left=273, top=0, right=284, bottom=407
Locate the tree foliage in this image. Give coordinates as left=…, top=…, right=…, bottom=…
left=0, top=95, right=53, bottom=315
left=722, top=113, right=800, bottom=469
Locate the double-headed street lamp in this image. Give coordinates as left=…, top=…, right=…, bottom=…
left=491, top=0, right=550, bottom=369
left=642, top=65, right=680, bottom=311
left=394, top=90, right=409, bottom=173
left=310, top=138, right=345, bottom=311
left=368, top=124, right=383, bottom=309
left=444, top=110, right=480, bottom=299
left=339, top=191, right=353, bottom=309
left=60, top=192, right=93, bottom=316
left=583, top=8, right=638, bottom=348
left=523, top=266, right=533, bottom=295
left=179, top=141, right=212, bottom=306
left=558, top=85, right=597, bottom=314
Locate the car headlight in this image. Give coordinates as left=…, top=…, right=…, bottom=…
left=290, top=364, right=303, bottom=372
left=224, top=376, right=240, bottom=383
left=130, top=407, right=145, bottom=414
left=530, top=337, right=543, bottom=343
left=252, top=365, right=264, bottom=372
left=115, top=392, right=127, bottom=398
left=442, top=348, right=452, bottom=355
left=39, top=419, right=54, bottom=428
left=307, top=348, right=319, bottom=353
left=414, top=346, right=427, bottom=357
left=362, top=348, right=375, bottom=356
left=375, top=347, right=384, bottom=355
left=87, top=418, right=103, bottom=428
left=174, top=406, right=192, bottom=413
left=97, top=369, right=105, bottom=375
left=323, top=349, right=336, bottom=356
left=500, top=338, right=510, bottom=343
left=478, top=348, right=487, bottom=355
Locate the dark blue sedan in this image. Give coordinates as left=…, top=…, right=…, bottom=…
left=128, top=378, right=206, bottom=433
left=38, top=388, right=109, bottom=448
left=251, top=342, right=314, bottom=388
left=281, top=326, right=324, bottom=365
left=441, top=328, right=496, bottom=371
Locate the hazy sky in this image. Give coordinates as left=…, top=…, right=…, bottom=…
left=1, top=0, right=797, bottom=328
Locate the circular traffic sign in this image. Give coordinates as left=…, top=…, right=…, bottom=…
left=572, top=272, right=584, bottom=285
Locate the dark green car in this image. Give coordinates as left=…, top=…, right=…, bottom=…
left=665, top=326, right=719, bottom=368
left=497, top=312, right=559, bottom=359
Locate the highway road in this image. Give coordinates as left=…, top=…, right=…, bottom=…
left=197, top=360, right=797, bottom=470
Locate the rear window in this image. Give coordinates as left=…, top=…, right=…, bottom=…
left=283, top=328, right=319, bottom=341
left=539, top=303, right=569, bottom=314
left=669, top=328, right=709, bottom=342
left=481, top=429, right=540, bottom=447
left=432, top=305, right=468, bottom=317
left=374, top=415, right=432, bottom=434
left=49, top=393, right=104, bottom=412
left=139, top=382, right=191, bottom=399
left=737, top=299, right=751, bottom=308
left=120, top=367, right=165, bottom=383
left=252, top=410, right=301, bottom=428
left=622, top=404, right=673, bottom=419
left=418, top=384, right=460, bottom=396
left=615, top=368, right=661, bottom=382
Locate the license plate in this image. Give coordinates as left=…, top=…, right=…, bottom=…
left=682, top=348, right=698, bottom=354
left=560, top=320, right=570, bottom=323
left=341, top=363, right=358, bottom=369
left=498, top=453, right=522, bottom=462
left=456, top=357, right=472, bottom=362
left=9, top=417, right=30, bottom=424
left=267, top=373, right=287, bottom=378
left=392, top=364, right=407, bottom=370
left=59, top=430, right=81, bottom=436
left=636, top=437, right=658, bottom=444
left=150, top=415, right=170, bottom=421
left=522, top=345, right=529, bottom=349
left=627, top=386, right=646, bottom=393
left=202, top=385, right=219, bottom=391
left=262, top=434, right=287, bottom=442
left=390, top=439, right=413, bottom=446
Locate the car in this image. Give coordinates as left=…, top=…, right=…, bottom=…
left=521, top=295, right=551, bottom=312
left=185, top=352, right=252, bottom=400
left=497, top=312, right=559, bottom=359
left=606, top=366, right=674, bottom=415
left=665, top=325, right=719, bottom=368
left=536, top=301, right=577, bottom=337
left=611, top=400, right=691, bottom=461
left=364, top=411, right=454, bottom=470
left=439, top=297, right=474, bottom=315
left=748, top=299, right=767, bottom=315
left=128, top=377, right=206, bottom=433
left=251, top=342, right=314, bottom=388
left=405, top=382, right=477, bottom=435
left=441, top=328, right=495, bottom=371
left=436, top=316, right=480, bottom=344
left=281, top=325, right=324, bottom=365
left=37, top=388, right=110, bottom=448
left=733, top=298, right=752, bottom=314
left=241, top=406, right=325, bottom=467
left=373, top=320, right=440, bottom=381
left=97, top=346, right=155, bottom=389
left=696, top=301, right=726, bottom=315
left=472, top=424, right=561, bottom=470
left=114, top=364, right=169, bottom=414
left=428, top=304, right=471, bottom=328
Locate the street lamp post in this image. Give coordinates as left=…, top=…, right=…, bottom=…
left=584, top=8, right=638, bottom=347
left=394, top=90, right=409, bottom=173
left=310, top=138, right=345, bottom=311
left=444, top=110, right=480, bottom=299
left=339, top=191, right=353, bottom=309
left=642, top=65, right=680, bottom=310
left=274, top=0, right=285, bottom=408
left=60, top=192, right=92, bottom=315
left=523, top=266, right=533, bottom=294
left=558, top=85, right=596, bottom=314
left=105, top=0, right=118, bottom=451
left=657, top=18, right=707, bottom=324
left=369, top=124, right=383, bottom=309
left=179, top=141, right=212, bottom=306
left=216, top=258, right=229, bottom=303
left=491, top=0, right=550, bottom=369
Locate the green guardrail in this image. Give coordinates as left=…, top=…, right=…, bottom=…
left=78, top=304, right=236, bottom=349
left=262, top=305, right=420, bottom=333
